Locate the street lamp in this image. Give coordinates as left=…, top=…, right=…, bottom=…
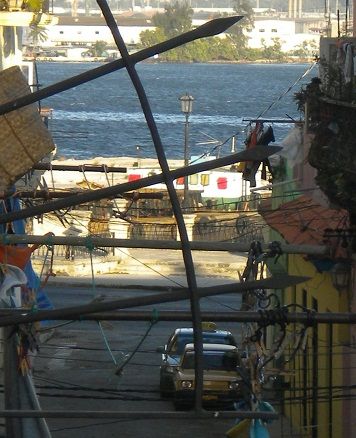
left=179, top=93, right=194, bottom=209
left=330, top=261, right=351, bottom=292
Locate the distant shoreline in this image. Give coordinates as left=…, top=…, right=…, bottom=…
left=25, top=56, right=315, bottom=65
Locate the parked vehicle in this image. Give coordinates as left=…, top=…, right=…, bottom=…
left=172, top=343, right=244, bottom=410
left=157, top=323, right=237, bottom=397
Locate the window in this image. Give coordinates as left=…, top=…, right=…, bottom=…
left=259, top=29, right=265, bottom=32
left=201, top=174, right=209, bottom=186
left=59, top=31, right=64, bottom=34
left=95, top=31, right=99, bottom=34
left=189, top=174, right=198, bottom=185
left=271, top=28, right=277, bottom=32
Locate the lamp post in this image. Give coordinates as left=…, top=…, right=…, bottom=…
left=179, top=93, right=194, bottom=209
left=330, top=261, right=351, bottom=291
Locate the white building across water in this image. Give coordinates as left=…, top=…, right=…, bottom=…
left=22, top=7, right=339, bottom=59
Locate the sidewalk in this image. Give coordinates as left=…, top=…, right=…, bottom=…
left=45, top=248, right=246, bottom=289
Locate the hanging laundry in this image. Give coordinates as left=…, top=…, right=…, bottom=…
left=0, top=263, right=27, bottom=307
left=242, top=123, right=275, bottom=187
left=344, top=43, right=354, bottom=84
left=337, top=41, right=354, bottom=84
left=0, top=197, right=54, bottom=322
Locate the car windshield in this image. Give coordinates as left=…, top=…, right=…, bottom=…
left=181, top=351, right=238, bottom=371
left=171, top=333, right=235, bottom=355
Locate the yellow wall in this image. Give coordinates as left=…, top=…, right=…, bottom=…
left=282, top=253, right=349, bottom=437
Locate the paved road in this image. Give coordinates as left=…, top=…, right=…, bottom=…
left=34, top=284, right=246, bottom=438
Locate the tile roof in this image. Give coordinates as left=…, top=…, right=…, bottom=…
left=259, top=195, right=349, bottom=248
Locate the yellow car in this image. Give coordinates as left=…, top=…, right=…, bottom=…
left=157, top=324, right=237, bottom=397
left=172, top=343, right=244, bottom=410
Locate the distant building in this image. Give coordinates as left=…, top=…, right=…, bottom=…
left=23, top=15, right=152, bottom=50
left=245, top=17, right=326, bottom=52
left=22, top=9, right=340, bottom=57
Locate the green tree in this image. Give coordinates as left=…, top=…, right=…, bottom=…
left=261, top=37, right=286, bottom=61
left=91, top=40, right=108, bottom=57
left=140, top=28, right=166, bottom=49
left=152, top=1, right=193, bottom=38
left=232, top=0, right=254, bottom=29
left=224, top=0, right=254, bottom=57
left=28, top=17, right=48, bottom=53
left=291, top=40, right=318, bottom=59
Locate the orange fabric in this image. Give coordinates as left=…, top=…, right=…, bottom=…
left=0, top=244, right=40, bottom=269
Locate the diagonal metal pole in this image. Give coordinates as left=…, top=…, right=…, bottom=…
left=0, top=275, right=308, bottom=327
left=0, top=16, right=242, bottom=117
left=0, top=144, right=281, bottom=224
left=96, top=0, right=208, bottom=411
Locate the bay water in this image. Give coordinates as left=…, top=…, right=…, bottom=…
left=37, top=61, right=317, bottom=160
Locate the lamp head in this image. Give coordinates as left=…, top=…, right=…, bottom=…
left=179, top=93, right=194, bottom=114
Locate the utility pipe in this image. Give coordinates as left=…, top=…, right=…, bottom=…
left=0, top=235, right=329, bottom=256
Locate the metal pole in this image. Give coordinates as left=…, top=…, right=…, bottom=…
left=24, top=375, right=51, bottom=438
left=28, top=310, right=356, bottom=324
left=0, top=190, right=163, bottom=200
left=0, top=234, right=330, bottom=256
left=4, top=327, right=22, bottom=437
left=32, top=163, right=127, bottom=173
left=183, top=113, right=189, bottom=209
left=0, top=409, right=278, bottom=420
left=0, top=144, right=282, bottom=224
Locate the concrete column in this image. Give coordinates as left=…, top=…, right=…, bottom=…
left=288, top=0, right=293, bottom=18
left=177, top=214, right=197, bottom=242
left=298, top=0, right=302, bottom=18
left=109, top=218, right=130, bottom=258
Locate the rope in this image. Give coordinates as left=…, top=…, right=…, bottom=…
left=115, top=310, right=158, bottom=376
left=97, top=321, right=117, bottom=366
left=86, top=236, right=119, bottom=368
left=256, top=61, right=317, bottom=120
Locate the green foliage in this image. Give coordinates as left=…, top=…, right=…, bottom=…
left=232, top=0, right=254, bottom=29
left=139, top=31, right=240, bottom=62
left=152, top=1, right=193, bottom=38
left=28, top=22, right=48, bottom=47
left=25, top=0, right=43, bottom=11
left=309, top=109, right=356, bottom=217
left=90, top=40, right=108, bottom=57
left=140, top=28, right=166, bottom=48
left=218, top=0, right=253, bottom=56
left=260, top=37, right=286, bottom=61
left=291, top=40, right=318, bottom=58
